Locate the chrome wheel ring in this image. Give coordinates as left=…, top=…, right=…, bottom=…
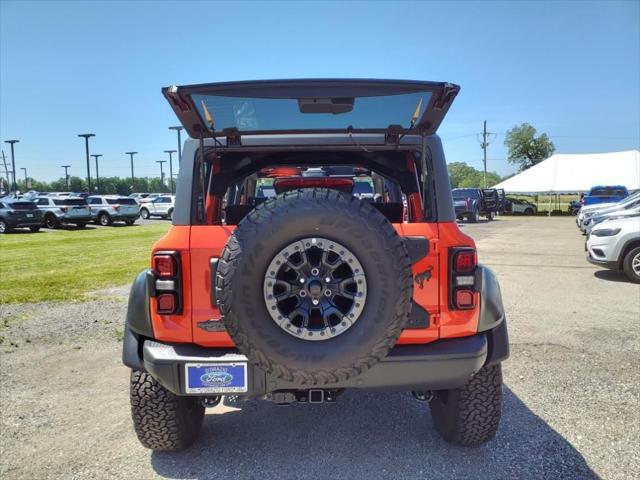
left=264, top=237, right=367, bottom=341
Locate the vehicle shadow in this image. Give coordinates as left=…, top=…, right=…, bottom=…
left=45, top=224, right=98, bottom=231
left=150, top=387, right=597, bottom=480
left=594, top=269, right=630, bottom=283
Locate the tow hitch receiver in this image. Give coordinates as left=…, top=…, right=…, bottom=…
left=268, top=390, right=339, bottom=405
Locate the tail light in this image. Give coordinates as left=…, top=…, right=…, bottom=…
left=60, top=207, right=67, bottom=213
left=113, top=204, right=120, bottom=211
left=153, top=251, right=181, bottom=315
left=450, top=248, right=477, bottom=310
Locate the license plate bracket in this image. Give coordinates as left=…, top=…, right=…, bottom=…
left=184, top=362, right=248, bottom=394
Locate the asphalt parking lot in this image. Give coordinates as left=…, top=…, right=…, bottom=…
left=1, top=216, right=638, bottom=479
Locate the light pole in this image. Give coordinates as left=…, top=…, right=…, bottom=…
left=78, top=133, right=95, bottom=192
left=20, top=167, right=27, bottom=189
left=61, top=165, right=71, bottom=189
left=126, top=151, right=138, bottom=192
left=156, top=160, right=167, bottom=191
left=4, top=140, right=19, bottom=194
left=164, top=150, right=176, bottom=194
left=168, top=126, right=183, bottom=163
left=91, top=154, right=103, bottom=193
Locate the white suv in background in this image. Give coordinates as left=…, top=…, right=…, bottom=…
left=587, top=216, right=640, bottom=283
left=139, top=195, right=175, bottom=220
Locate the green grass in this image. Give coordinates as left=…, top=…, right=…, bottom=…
left=0, top=223, right=170, bottom=304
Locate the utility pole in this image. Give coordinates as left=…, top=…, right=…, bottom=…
left=78, top=133, right=95, bottom=192
left=156, top=160, right=167, bottom=191
left=61, top=165, right=71, bottom=189
left=91, top=154, right=103, bottom=193
left=478, top=121, right=494, bottom=188
left=164, top=150, right=176, bottom=194
left=20, top=167, right=27, bottom=189
left=4, top=140, right=19, bottom=194
left=169, top=126, right=183, bottom=163
left=126, top=151, right=138, bottom=192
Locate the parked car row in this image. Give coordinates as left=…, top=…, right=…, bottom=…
left=0, top=192, right=178, bottom=233
left=579, top=191, right=640, bottom=283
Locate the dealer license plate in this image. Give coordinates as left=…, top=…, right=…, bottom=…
left=185, top=362, right=248, bottom=394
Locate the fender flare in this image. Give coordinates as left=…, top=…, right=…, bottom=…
left=122, top=269, right=155, bottom=371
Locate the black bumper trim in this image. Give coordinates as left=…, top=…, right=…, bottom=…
left=586, top=254, right=618, bottom=270
left=141, top=333, right=492, bottom=396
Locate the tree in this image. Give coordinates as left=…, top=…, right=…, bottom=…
left=448, top=162, right=502, bottom=188
left=504, top=123, right=555, bottom=171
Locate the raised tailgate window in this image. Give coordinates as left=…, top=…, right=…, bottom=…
left=107, top=198, right=137, bottom=205
left=9, top=202, right=38, bottom=210
left=53, top=198, right=86, bottom=206
left=192, top=92, right=431, bottom=132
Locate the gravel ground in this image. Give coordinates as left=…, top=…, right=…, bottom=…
left=1, top=216, right=638, bottom=479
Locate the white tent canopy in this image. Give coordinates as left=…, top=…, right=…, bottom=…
left=493, top=150, right=640, bottom=194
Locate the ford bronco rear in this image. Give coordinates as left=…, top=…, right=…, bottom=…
left=123, top=79, right=509, bottom=450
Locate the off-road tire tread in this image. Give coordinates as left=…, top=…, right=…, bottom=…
left=430, top=364, right=503, bottom=446
left=130, top=370, right=204, bottom=451
left=217, top=188, right=413, bottom=386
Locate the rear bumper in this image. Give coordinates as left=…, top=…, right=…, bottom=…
left=6, top=218, right=42, bottom=228
left=125, top=320, right=509, bottom=397
left=61, top=215, right=92, bottom=223
left=112, top=213, right=140, bottom=220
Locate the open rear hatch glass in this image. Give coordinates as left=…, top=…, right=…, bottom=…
left=163, top=79, right=459, bottom=141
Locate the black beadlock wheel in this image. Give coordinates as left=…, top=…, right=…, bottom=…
left=429, top=363, right=503, bottom=446
left=130, top=370, right=204, bottom=451
left=216, top=188, right=413, bottom=386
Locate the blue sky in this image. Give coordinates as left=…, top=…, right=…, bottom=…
left=1, top=0, right=639, bottom=182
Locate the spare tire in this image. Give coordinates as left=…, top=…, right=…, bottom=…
left=216, top=188, right=413, bottom=386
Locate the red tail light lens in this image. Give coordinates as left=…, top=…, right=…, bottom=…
left=454, top=250, right=477, bottom=273
left=157, top=293, right=176, bottom=314
left=455, top=289, right=475, bottom=309
left=154, top=255, right=176, bottom=278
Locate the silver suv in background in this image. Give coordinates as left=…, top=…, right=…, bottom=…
left=87, top=195, right=140, bottom=226
left=33, top=196, right=92, bottom=229
left=139, top=195, right=175, bottom=220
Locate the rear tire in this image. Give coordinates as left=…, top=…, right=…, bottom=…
left=76, top=222, right=86, bottom=228
left=622, top=246, right=640, bottom=284
left=130, top=370, right=204, bottom=451
left=45, top=214, right=58, bottom=229
left=140, top=208, right=150, bottom=220
left=125, top=219, right=135, bottom=226
left=0, top=220, right=9, bottom=233
left=98, top=212, right=112, bottom=226
left=29, top=226, right=40, bottom=233
left=524, top=208, right=534, bottom=216
left=468, top=210, right=479, bottom=223
left=430, top=363, right=503, bottom=446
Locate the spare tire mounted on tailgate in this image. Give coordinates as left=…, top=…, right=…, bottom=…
left=216, top=188, right=413, bottom=386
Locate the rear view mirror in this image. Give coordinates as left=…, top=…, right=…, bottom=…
left=298, top=97, right=354, bottom=114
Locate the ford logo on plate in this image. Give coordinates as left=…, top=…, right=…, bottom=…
left=200, top=370, right=233, bottom=387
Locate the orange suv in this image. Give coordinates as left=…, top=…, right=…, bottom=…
left=123, top=79, right=509, bottom=450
